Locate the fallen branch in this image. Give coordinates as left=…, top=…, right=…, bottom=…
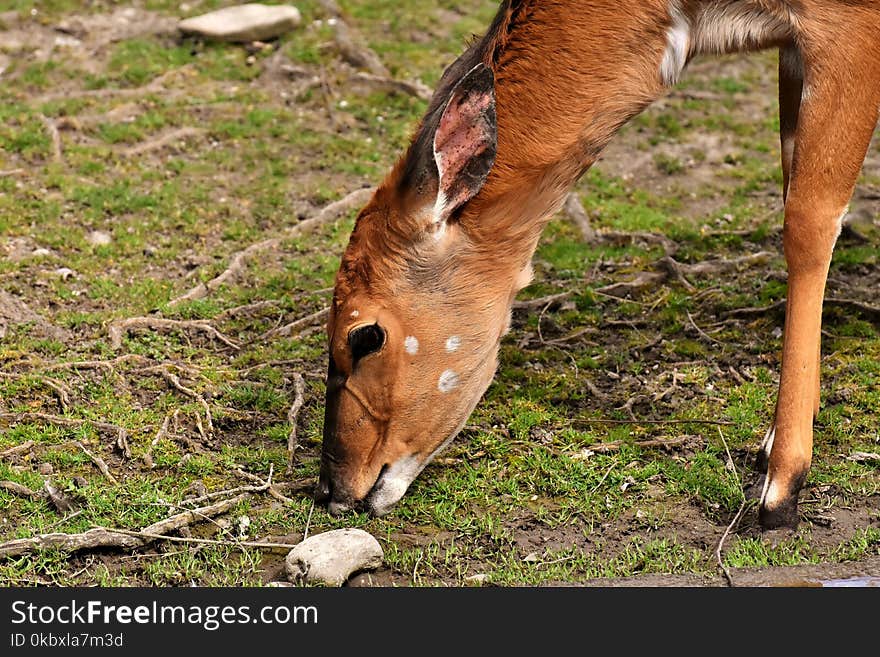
left=108, top=317, right=240, bottom=351
left=287, top=373, right=306, bottom=469
left=0, top=168, right=25, bottom=177
left=72, top=441, right=117, bottom=484
left=167, top=187, right=373, bottom=307
left=122, top=126, right=203, bottom=157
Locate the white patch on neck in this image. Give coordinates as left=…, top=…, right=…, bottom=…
left=445, top=335, right=461, bottom=353
left=438, top=369, right=459, bottom=393
left=404, top=336, right=419, bottom=355
left=660, top=1, right=690, bottom=86
left=350, top=310, right=360, bottom=318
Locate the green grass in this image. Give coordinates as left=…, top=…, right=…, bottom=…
left=0, top=1, right=878, bottom=587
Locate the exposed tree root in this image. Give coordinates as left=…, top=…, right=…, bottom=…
left=167, top=187, right=373, bottom=307
left=0, top=493, right=253, bottom=560
left=72, top=440, right=117, bottom=484
left=0, top=481, right=42, bottom=499
left=122, top=126, right=204, bottom=157
left=287, top=373, right=306, bottom=470
left=596, top=251, right=775, bottom=297
left=0, top=412, right=128, bottom=441
left=0, top=441, right=34, bottom=459
left=108, top=317, right=240, bottom=351
left=346, top=71, right=433, bottom=101
left=262, top=307, right=330, bottom=339
left=329, top=16, right=389, bottom=77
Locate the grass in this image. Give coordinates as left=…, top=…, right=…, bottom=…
left=0, top=0, right=878, bottom=587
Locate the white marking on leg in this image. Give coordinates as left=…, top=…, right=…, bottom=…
left=833, top=206, right=849, bottom=245
left=404, top=336, right=419, bottom=355
left=760, top=424, right=776, bottom=461
left=438, top=369, right=459, bottom=393
left=445, top=336, right=461, bottom=353
left=660, top=1, right=690, bottom=86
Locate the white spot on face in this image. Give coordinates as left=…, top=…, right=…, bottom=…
left=404, top=336, right=419, bottom=355
left=438, top=369, right=459, bottom=393
left=445, top=335, right=461, bottom=353
left=350, top=310, right=359, bottom=318
left=660, top=1, right=690, bottom=86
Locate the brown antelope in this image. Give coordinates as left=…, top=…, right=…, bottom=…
left=315, top=0, right=880, bottom=528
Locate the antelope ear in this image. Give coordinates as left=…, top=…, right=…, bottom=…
left=432, top=63, right=497, bottom=224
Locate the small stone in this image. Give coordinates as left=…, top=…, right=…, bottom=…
left=178, top=4, right=302, bottom=43
left=38, top=463, right=54, bottom=475
left=72, top=476, right=89, bottom=488
left=53, top=267, right=76, bottom=281
left=86, top=230, right=113, bottom=246
left=523, top=552, right=539, bottom=563
left=465, top=573, right=488, bottom=585
left=285, top=528, right=383, bottom=587
left=32, top=248, right=52, bottom=257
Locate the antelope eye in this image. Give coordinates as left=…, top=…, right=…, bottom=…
left=348, top=323, right=386, bottom=364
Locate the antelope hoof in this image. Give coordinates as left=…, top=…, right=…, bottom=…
left=759, top=470, right=807, bottom=530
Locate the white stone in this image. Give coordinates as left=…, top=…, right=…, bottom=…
left=86, top=230, right=112, bottom=246
left=178, top=4, right=301, bottom=43
left=285, top=528, right=383, bottom=587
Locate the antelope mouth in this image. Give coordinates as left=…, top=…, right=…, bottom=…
left=317, top=456, right=423, bottom=517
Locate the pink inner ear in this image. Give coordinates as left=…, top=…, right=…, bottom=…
left=433, top=89, right=494, bottom=220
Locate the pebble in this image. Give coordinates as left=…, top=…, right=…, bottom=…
left=178, top=4, right=301, bottom=43
left=38, top=463, right=54, bottom=475
left=285, top=528, right=383, bottom=587
left=86, top=230, right=113, bottom=246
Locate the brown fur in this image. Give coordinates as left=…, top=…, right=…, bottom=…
left=320, top=0, right=880, bottom=524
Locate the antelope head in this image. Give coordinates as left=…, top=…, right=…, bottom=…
left=316, top=63, right=532, bottom=516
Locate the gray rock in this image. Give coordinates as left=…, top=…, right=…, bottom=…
left=86, top=230, right=112, bottom=246
left=178, top=4, right=301, bottom=43
left=285, top=528, right=383, bottom=587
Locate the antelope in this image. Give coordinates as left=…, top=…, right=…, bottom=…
left=315, top=0, right=880, bottom=529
